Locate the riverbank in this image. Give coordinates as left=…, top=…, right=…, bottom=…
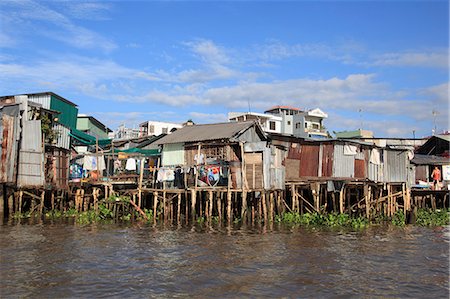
left=7, top=205, right=450, bottom=229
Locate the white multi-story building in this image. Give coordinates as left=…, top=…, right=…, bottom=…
left=228, top=112, right=282, bottom=134
left=229, top=105, right=329, bottom=139
left=114, top=124, right=140, bottom=140
left=138, top=120, right=183, bottom=137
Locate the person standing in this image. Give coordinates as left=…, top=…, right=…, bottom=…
left=431, top=166, right=441, bottom=190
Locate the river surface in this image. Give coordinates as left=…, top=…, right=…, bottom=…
left=0, top=221, right=449, bottom=298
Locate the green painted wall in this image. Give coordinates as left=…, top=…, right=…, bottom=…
left=50, top=95, right=78, bottom=129
left=76, top=117, right=109, bottom=139
left=76, top=118, right=90, bottom=131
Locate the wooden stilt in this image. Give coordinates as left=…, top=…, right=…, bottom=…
left=153, top=191, right=158, bottom=223
left=40, top=190, right=45, bottom=216
left=208, top=190, right=213, bottom=221
left=18, top=190, right=23, bottom=214
left=191, top=189, right=197, bottom=221
left=217, top=191, right=222, bottom=223
left=0, top=186, right=4, bottom=221
left=364, top=185, right=370, bottom=219
left=339, top=186, right=344, bottom=214
left=291, top=184, right=296, bottom=212
left=227, top=190, right=232, bottom=225
left=269, top=192, right=274, bottom=223
left=177, top=193, right=181, bottom=224
left=241, top=190, right=247, bottom=221
left=258, top=193, right=262, bottom=221
left=93, top=188, right=98, bottom=213
left=163, top=191, right=167, bottom=221
left=251, top=193, right=255, bottom=224
left=8, top=193, right=14, bottom=217
left=51, top=191, right=55, bottom=211
left=262, top=192, right=267, bottom=223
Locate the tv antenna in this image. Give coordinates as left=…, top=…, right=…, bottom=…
left=432, top=109, right=438, bottom=135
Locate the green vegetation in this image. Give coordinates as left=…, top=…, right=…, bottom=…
left=416, top=208, right=450, bottom=227
left=277, top=212, right=369, bottom=229
left=391, top=210, right=406, bottom=227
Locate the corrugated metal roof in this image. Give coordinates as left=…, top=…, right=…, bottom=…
left=411, top=154, right=450, bottom=165
left=157, top=121, right=258, bottom=145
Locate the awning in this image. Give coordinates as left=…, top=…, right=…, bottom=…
left=113, top=147, right=160, bottom=156
left=70, top=128, right=112, bottom=146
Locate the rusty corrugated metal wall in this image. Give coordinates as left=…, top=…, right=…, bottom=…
left=0, top=105, right=20, bottom=184
left=299, top=144, right=320, bottom=177
left=321, top=144, right=334, bottom=177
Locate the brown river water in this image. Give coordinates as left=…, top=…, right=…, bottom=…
left=1, top=221, right=449, bottom=298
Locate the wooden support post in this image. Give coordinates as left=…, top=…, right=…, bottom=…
left=217, top=191, right=222, bottom=223
left=177, top=193, right=181, bottom=224
left=258, top=193, right=262, bottom=221
left=0, top=186, right=4, bottom=221
left=241, top=190, right=247, bottom=221
left=138, top=159, right=144, bottom=208
left=18, top=191, right=23, bottom=214
left=364, top=184, right=370, bottom=219
left=191, top=189, right=197, bottom=221
left=153, top=191, right=158, bottom=223
left=251, top=193, right=255, bottom=224
left=51, top=191, right=55, bottom=212
left=8, top=193, right=14, bottom=217
left=208, top=190, right=213, bottom=221
left=81, top=189, right=87, bottom=212
left=291, top=184, right=296, bottom=212
left=311, top=183, right=320, bottom=212
left=93, top=188, right=98, bottom=213
left=185, top=191, right=189, bottom=225
left=163, top=190, right=167, bottom=221
left=40, top=190, right=45, bottom=216
left=262, top=192, right=267, bottom=223
left=227, top=190, right=232, bottom=225
left=269, top=192, right=274, bottom=223
left=339, top=186, right=345, bottom=214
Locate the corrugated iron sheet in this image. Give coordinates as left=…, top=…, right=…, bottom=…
left=384, top=150, right=408, bottom=183
left=52, top=123, right=71, bottom=150
left=157, top=121, right=261, bottom=145
left=27, top=94, right=51, bottom=109
left=299, top=144, right=319, bottom=177
left=333, top=144, right=355, bottom=178
left=17, top=120, right=44, bottom=187
left=321, top=144, right=334, bottom=177
left=0, top=105, right=20, bottom=184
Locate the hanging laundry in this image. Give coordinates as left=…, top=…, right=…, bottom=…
left=83, top=155, right=106, bottom=171
left=370, top=149, right=382, bottom=165
left=344, top=145, right=358, bottom=155
left=194, top=153, right=205, bottom=164
left=125, top=158, right=137, bottom=171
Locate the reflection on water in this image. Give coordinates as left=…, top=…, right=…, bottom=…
left=1, top=222, right=449, bottom=298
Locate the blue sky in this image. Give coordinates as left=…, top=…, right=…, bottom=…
left=0, top=0, right=448, bottom=138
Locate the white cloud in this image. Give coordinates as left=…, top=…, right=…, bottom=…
left=185, top=39, right=230, bottom=65
left=370, top=51, right=448, bottom=68
left=189, top=112, right=228, bottom=124
left=0, top=0, right=116, bottom=51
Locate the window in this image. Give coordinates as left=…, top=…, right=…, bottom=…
left=269, top=121, right=276, bottom=130
left=287, top=121, right=291, bottom=125
left=162, top=127, right=168, bottom=134
left=295, top=122, right=301, bottom=129
left=149, top=125, right=155, bottom=134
